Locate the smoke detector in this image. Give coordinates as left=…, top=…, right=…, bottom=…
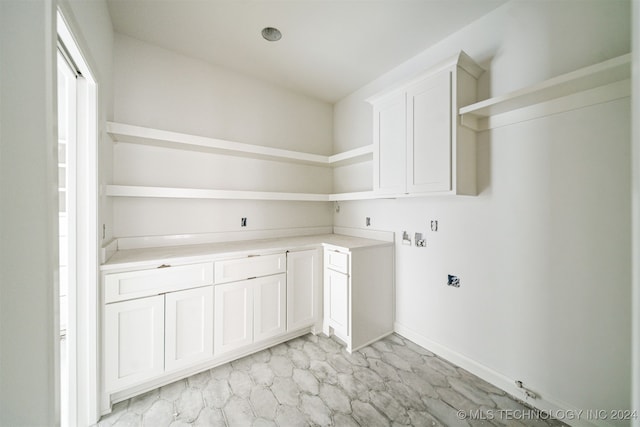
left=261, top=27, right=282, bottom=42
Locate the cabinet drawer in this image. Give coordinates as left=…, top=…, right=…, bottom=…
left=104, top=262, right=214, bottom=304
left=214, top=253, right=286, bottom=284
left=325, top=250, right=349, bottom=274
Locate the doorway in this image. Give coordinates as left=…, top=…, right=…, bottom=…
left=57, top=9, right=99, bottom=426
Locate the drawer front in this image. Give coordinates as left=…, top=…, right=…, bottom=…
left=214, top=253, right=286, bottom=284
left=104, top=262, right=214, bottom=303
left=325, top=250, right=349, bottom=274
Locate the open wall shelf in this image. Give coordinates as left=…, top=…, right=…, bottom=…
left=107, top=122, right=373, bottom=167
left=105, top=186, right=399, bottom=202
left=106, top=185, right=332, bottom=202
left=459, top=53, right=631, bottom=131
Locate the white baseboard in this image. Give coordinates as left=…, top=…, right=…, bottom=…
left=394, top=322, right=611, bottom=427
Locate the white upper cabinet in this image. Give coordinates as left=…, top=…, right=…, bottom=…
left=373, top=93, right=406, bottom=195
left=406, top=70, right=452, bottom=193
left=369, top=51, right=483, bottom=197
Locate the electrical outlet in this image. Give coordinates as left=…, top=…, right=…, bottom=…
left=431, top=220, right=438, bottom=232
left=447, top=275, right=460, bottom=287
left=241, top=217, right=247, bottom=227
left=366, top=217, right=371, bottom=227
left=402, top=231, right=411, bottom=245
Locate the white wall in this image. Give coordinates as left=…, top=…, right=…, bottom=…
left=0, top=1, right=58, bottom=424
left=114, top=34, right=333, bottom=154
left=334, top=0, right=632, bottom=423
left=0, top=1, right=113, bottom=424
left=111, top=34, right=334, bottom=239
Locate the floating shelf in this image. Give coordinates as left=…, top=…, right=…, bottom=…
left=105, top=185, right=392, bottom=202
left=106, top=185, right=332, bottom=202
left=459, top=53, right=631, bottom=131
left=107, top=122, right=372, bottom=167
left=329, top=191, right=379, bottom=201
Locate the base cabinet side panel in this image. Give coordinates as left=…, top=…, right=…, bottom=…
left=350, top=246, right=394, bottom=350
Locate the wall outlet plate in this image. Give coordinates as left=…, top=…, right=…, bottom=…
left=447, top=274, right=460, bottom=287
left=402, top=231, right=411, bottom=245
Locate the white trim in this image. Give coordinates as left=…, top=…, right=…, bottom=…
left=56, top=6, right=101, bottom=425
left=56, top=45, right=78, bottom=427
left=394, top=322, right=614, bottom=427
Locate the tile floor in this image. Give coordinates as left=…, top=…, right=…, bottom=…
left=96, top=333, right=565, bottom=427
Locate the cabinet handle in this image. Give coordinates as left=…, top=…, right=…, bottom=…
left=247, top=254, right=260, bottom=258
left=157, top=264, right=171, bottom=269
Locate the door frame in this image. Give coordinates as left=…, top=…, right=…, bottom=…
left=56, top=6, right=100, bottom=425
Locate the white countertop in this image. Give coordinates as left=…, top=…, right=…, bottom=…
left=102, top=233, right=392, bottom=272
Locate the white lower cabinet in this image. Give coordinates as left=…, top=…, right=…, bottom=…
left=165, top=286, right=214, bottom=372
left=101, top=239, right=392, bottom=415
left=104, top=295, right=165, bottom=392
left=214, top=273, right=286, bottom=356
left=214, top=280, right=253, bottom=354
left=325, top=268, right=349, bottom=339
left=254, top=274, right=287, bottom=342
left=286, top=249, right=321, bottom=331
left=104, top=285, right=215, bottom=392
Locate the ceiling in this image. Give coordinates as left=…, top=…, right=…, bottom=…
left=107, top=0, right=507, bottom=103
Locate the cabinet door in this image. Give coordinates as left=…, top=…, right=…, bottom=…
left=406, top=69, right=452, bottom=193
left=373, top=93, right=406, bottom=195
left=214, top=281, right=253, bottom=356
left=326, top=269, right=349, bottom=339
left=286, top=250, right=321, bottom=331
left=165, top=286, right=214, bottom=372
left=254, top=274, right=286, bottom=343
left=104, top=295, right=164, bottom=392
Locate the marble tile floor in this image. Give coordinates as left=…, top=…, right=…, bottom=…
left=96, top=333, right=566, bottom=427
